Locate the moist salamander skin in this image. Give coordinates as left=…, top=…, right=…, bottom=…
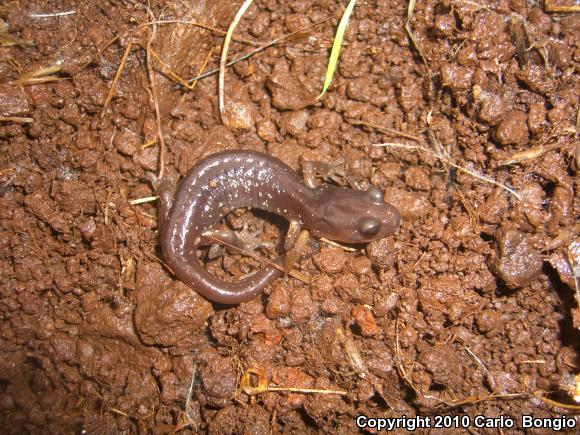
left=155, top=150, right=400, bottom=304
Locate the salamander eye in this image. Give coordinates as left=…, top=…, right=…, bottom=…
left=366, top=187, right=384, bottom=203
left=358, top=217, right=380, bottom=237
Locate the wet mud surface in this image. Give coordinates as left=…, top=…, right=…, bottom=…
left=0, top=0, right=579, bottom=433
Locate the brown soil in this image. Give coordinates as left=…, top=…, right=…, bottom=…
left=1, top=0, right=579, bottom=433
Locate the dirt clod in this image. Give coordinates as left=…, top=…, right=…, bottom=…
left=1, top=0, right=577, bottom=432
left=490, top=228, right=543, bottom=288
left=495, top=110, right=529, bottom=146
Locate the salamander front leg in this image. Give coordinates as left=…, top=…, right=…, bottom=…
left=283, top=228, right=310, bottom=273
left=284, top=220, right=303, bottom=251
left=301, top=157, right=361, bottom=189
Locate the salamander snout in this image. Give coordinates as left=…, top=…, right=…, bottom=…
left=356, top=200, right=400, bottom=242
left=356, top=187, right=400, bottom=242
left=314, top=185, right=401, bottom=243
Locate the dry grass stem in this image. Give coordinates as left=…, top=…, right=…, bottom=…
left=509, top=15, right=529, bottom=66
left=544, top=1, right=580, bottom=12
left=464, top=346, right=496, bottom=391
left=101, top=43, right=134, bottom=119
left=395, top=318, right=439, bottom=402
left=202, top=234, right=309, bottom=284
left=374, top=141, right=521, bottom=199
left=0, top=116, right=33, bottom=123
left=350, top=120, right=423, bottom=141
left=12, top=64, right=66, bottom=85
left=318, top=0, right=357, bottom=99
left=143, top=7, right=166, bottom=180
left=12, top=76, right=67, bottom=85
left=129, top=20, right=262, bottom=46
left=18, top=64, right=62, bottom=79
left=188, top=46, right=215, bottom=93
left=148, top=46, right=193, bottom=89
left=109, top=408, right=132, bottom=418
left=219, top=0, right=255, bottom=125
left=268, top=386, right=347, bottom=394
left=531, top=392, right=580, bottom=410
left=240, top=367, right=346, bottom=396
left=186, top=18, right=332, bottom=85
left=567, top=241, right=580, bottom=329
left=441, top=393, right=525, bottom=408
left=174, top=363, right=197, bottom=431
left=128, top=196, right=157, bottom=205
left=0, top=32, right=33, bottom=47
left=335, top=326, right=368, bottom=377
left=141, top=139, right=157, bottom=149
left=28, top=10, right=76, bottom=18
left=452, top=0, right=493, bottom=10
left=319, top=237, right=357, bottom=252
left=496, top=141, right=561, bottom=166
left=405, top=0, right=430, bottom=73
left=283, top=229, right=310, bottom=272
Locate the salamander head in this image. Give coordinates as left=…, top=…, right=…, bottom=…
left=312, top=186, right=401, bottom=243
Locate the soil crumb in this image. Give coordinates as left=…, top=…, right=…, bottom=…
left=0, top=0, right=578, bottom=432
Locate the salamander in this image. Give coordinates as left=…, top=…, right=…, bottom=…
left=152, top=150, right=400, bottom=304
